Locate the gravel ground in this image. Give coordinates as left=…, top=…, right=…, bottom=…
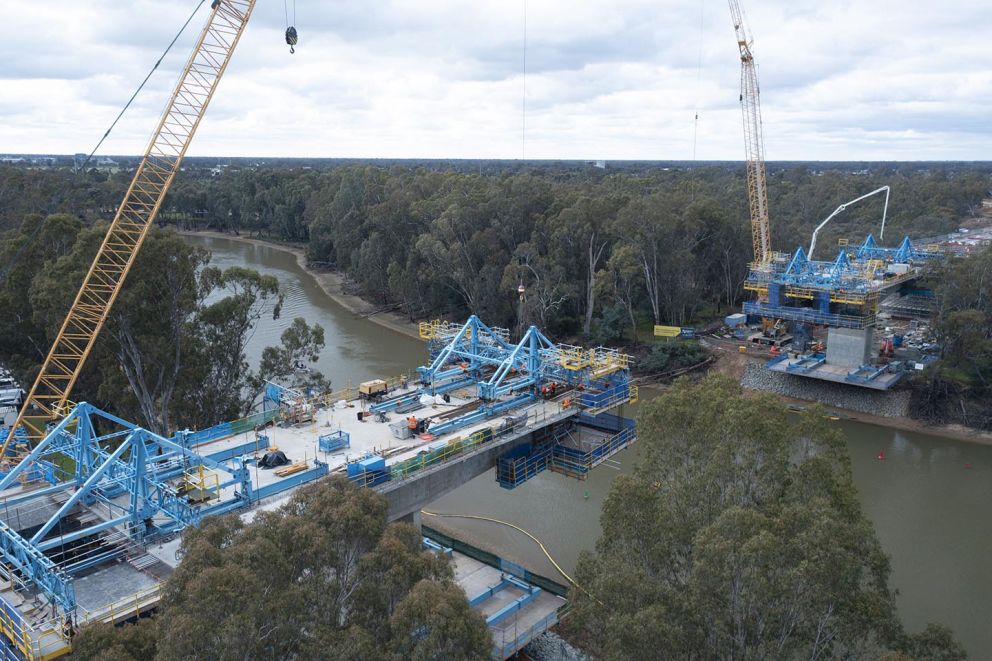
left=741, top=362, right=911, bottom=417
left=524, top=631, right=590, bottom=661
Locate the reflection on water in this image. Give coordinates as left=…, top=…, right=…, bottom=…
left=191, top=232, right=992, bottom=656
left=184, top=234, right=424, bottom=387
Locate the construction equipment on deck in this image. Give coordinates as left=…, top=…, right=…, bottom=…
left=3, top=0, right=257, bottom=457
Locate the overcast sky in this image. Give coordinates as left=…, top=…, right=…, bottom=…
left=1, top=0, right=989, bottom=161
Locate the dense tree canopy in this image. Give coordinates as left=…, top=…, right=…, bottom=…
left=566, top=375, right=966, bottom=660
left=0, top=221, right=322, bottom=434
left=3, top=162, right=987, bottom=344
left=71, top=477, right=491, bottom=660
left=911, top=246, right=992, bottom=428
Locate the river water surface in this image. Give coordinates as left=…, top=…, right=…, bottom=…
left=187, top=233, right=992, bottom=656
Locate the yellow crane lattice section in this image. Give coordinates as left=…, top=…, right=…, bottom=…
left=729, top=0, right=772, bottom=265
left=3, top=0, right=256, bottom=455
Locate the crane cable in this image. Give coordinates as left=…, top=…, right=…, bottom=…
left=420, top=509, right=604, bottom=607
left=691, top=0, right=706, bottom=163
left=2, top=0, right=211, bottom=283
left=521, top=0, right=527, bottom=160
left=284, top=0, right=298, bottom=53
left=77, top=0, right=210, bottom=174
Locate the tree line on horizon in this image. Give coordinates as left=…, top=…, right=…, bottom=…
left=0, top=162, right=989, bottom=431
left=1, top=162, right=987, bottom=343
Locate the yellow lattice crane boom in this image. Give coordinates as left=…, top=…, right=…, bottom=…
left=2, top=0, right=256, bottom=456
left=728, top=0, right=772, bottom=265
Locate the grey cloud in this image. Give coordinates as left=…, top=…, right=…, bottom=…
left=1, top=0, right=990, bottom=160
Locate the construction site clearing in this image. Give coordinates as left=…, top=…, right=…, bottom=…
left=0, top=316, right=637, bottom=660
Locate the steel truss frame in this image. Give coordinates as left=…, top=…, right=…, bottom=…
left=4, top=0, right=257, bottom=453
left=0, top=402, right=256, bottom=613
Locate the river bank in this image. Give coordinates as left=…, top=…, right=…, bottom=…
left=176, top=229, right=422, bottom=341
left=191, top=231, right=991, bottom=656
left=180, top=228, right=992, bottom=447
left=704, top=338, right=992, bottom=447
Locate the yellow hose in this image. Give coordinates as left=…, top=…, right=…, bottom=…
left=420, top=509, right=603, bottom=606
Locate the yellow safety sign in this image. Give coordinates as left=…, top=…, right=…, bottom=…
left=654, top=325, right=681, bottom=338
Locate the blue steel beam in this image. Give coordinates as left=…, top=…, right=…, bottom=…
left=469, top=579, right=512, bottom=607
left=36, top=515, right=132, bottom=553
left=0, top=407, right=80, bottom=490
left=30, top=436, right=134, bottom=544
left=0, top=481, right=75, bottom=508
left=0, top=518, right=75, bottom=612
left=486, top=586, right=542, bottom=626
left=480, top=326, right=554, bottom=401
left=419, top=316, right=513, bottom=385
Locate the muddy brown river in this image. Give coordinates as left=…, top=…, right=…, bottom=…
left=187, top=233, right=992, bottom=656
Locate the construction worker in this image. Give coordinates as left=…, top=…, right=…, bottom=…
left=407, top=416, right=418, bottom=431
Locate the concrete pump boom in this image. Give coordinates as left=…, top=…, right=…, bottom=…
left=2, top=0, right=257, bottom=457
left=728, top=0, right=772, bottom=265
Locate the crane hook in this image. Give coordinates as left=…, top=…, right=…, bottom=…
left=285, top=26, right=298, bottom=54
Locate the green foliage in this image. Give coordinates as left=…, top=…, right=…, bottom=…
left=69, top=619, right=159, bottom=661
left=3, top=162, right=988, bottom=341
left=566, top=374, right=963, bottom=660
left=258, top=317, right=330, bottom=392
left=911, top=246, right=992, bottom=428
left=639, top=340, right=707, bottom=374
left=591, top=305, right=628, bottom=345
left=0, top=223, right=288, bottom=433
left=901, top=624, right=968, bottom=661
left=72, top=477, right=491, bottom=661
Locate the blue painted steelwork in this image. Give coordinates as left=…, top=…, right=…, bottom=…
left=786, top=353, right=827, bottom=373
left=496, top=442, right=552, bottom=489
left=846, top=363, right=888, bottom=383
left=0, top=518, right=75, bottom=615
left=766, top=353, right=790, bottom=368
left=551, top=418, right=636, bottom=479
left=486, top=584, right=542, bottom=626
left=857, top=234, right=940, bottom=263
left=478, top=325, right=555, bottom=401
left=0, top=402, right=331, bottom=617
left=369, top=392, right=419, bottom=415
left=251, top=462, right=328, bottom=501
left=318, top=430, right=350, bottom=453
left=418, top=316, right=513, bottom=390
left=469, top=579, right=513, bottom=607
left=420, top=318, right=632, bottom=437
left=421, top=537, right=452, bottom=556
left=743, top=301, right=871, bottom=329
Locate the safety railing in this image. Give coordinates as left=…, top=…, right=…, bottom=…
left=77, top=582, right=163, bottom=627
left=184, top=409, right=281, bottom=446
left=182, top=466, right=220, bottom=501
left=743, top=301, right=876, bottom=330
left=491, top=609, right=561, bottom=660
left=551, top=425, right=636, bottom=479
left=577, top=384, right=632, bottom=412
left=0, top=593, right=70, bottom=661
left=348, top=404, right=572, bottom=489
left=496, top=444, right=552, bottom=489
left=298, top=373, right=413, bottom=411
